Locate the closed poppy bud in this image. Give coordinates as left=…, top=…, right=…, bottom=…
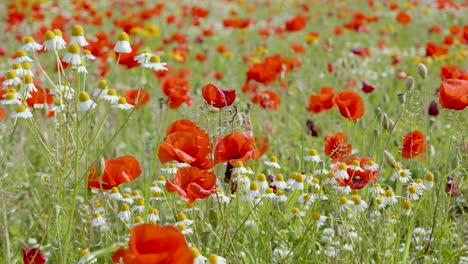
left=405, top=76, right=414, bottom=91
left=417, top=63, right=427, bottom=79
left=202, top=83, right=236, bottom=108
left=362, top=81, right=375, bottom=93
left=428, top=101, right=439, bottom=116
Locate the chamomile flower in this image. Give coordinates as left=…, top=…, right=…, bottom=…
left=238, top=175, right=251, bottom=193
left=323, top=171, right=337, bottom=185
left=108, top=187, right=123, bottom=200
left=112, top=97, right=134, bottom=110
left=50, top=99, right=65, bottom=113
left=175, top=212, right=194, bottom=227
left=1, top=90, right=22, bottom=105
left=370, top=183, right=385, bottom=196
left=375, top=197, right=385, bottom=209
left=131, top=198, right=145, bottom=213
left=70, top=25, right=89, bottom=46
left=334, top=163, right=350, bottom=180
left=211, top=190, right=231, bottom=204
left=143, top=55, right=168, bottom=71
left=119, top=193, right=134, bottom=204
left=150, top=182, right=162, bottom=193
left=348, top=160, right=364, bottom=172
left=134, top=49, right=152, bottom=64
left=154, top=175, right=166, bottom=185
left=191, top=248, right=207, bottom=264
left=247, top=182, right=261, bottom=200
left=414, top=179, right=427, bottom=193
left=271, top=173, right=287, bottom=189
left=256, top=173, right=269, bottom=192
left=93, top=202, right=105, bottom=214
left=14, top=50, right=33, bottom=63
left=91, top=212, right=107, bottom=228
left=149, top=191, right=164, bottom=201
left=22, top=62, right=33, bottom=77
left=264, top=155, right=281, bottom=169
left=12, top=63, right=23, bottom=77
left=263, top=187, right=276, bottom=199
left=43, top=30, right=56, bottom=51
left=388, top=214, right=398, bottom=224
left=22, top=36, right=42, bottom=51
left=132, top=216, right=144, bottom=227
left=78, top=249, right=97, bottom=264
left=177, top=224, right=193, bottom=235
left=131, top=190, right=142, bottom=200
left=77, top=91, right=96, bottom=112
left=339, top=196, right=353, bottom=211
left=10, top=105, right=32, bottom=119
left=310, top=177, right=321, bottom=190
left=312, top=189, right=328, bottom=201
left=364, top=160, right=380, bottom=171
left=77, top=60, right=87, bottom=73
left=51, top=82, right=74, bottom=100
left=290, top=172, right=304, bottom=190
left=305, top=149, right=321, bottom=162
left=53, top=29, right=67, bottom=50
left=383, top=189, right=398, bottom=205
left=311, top=212, right=327, bottom=228
left=208, top=254, right=226, bottom=264
left=335, top=185, right=351, bottom=194
left=352, top=195, right=368, bottom=213
left=82, top=50, right=96, bottom=61
left=21, top=74, right=37, bottom=94
left=407, top=184, right=422, bottom=200
left=114, top=32, right=132, bottom=53
left=3, top=70, right=21, bottom=86
left=117, top=203, right=132, bottom=222
left=289, top=207, right=305, bottom=219
left=231, top=160, right=248, bottom=175
left=244, top=167, right=254, bottom=175
left=424, top=172, right=434, bottom=189
left=160, top=164, right=178, bottom=174
left=101, top=89, right=119, bottom=104
left=276, top=189, right=288, bottom=202
left=298, top=193, right=315, bottom=208
left=402, top=199, right=412, bottom=215
left=147, top=207, right=159, bottom=223
left=93, top=79, right=108, bottom=98
left=397, top=169, right=411, bottom=183
left=62, top=43, right=82, bottom=66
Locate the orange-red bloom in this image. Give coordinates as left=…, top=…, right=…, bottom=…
left=166, top=166, right=217, bottom=203
left=396, top=11, right=411, bottom=25
left=336, top=156, right=379, bottom=189
left=158, top=130, right=213, bottom=170
left=166, top=119, right=201, bottom=136
left=161, top=76, right=192, bottom=109
left=324, top=132, right=352, bottom=162
left=88, top=156, right=142, bottom=189
left=201, top=83, right=236, bottom=108
left=307, top=86, right=335, bottom=113
left=223, top=18, right=252, bottom=28
left=285, top=14, right=307, bottom=31
left=23, top=248, right=46, bottom=264
left=401, top=131, right=427, bottom=159
left=124, top=89, right=151, bottom=109
left=438, top=79, right=468, bottom=110
left=214, top=131, right=260, bottom=165
left=425, top=42, right=448, bottom=57
left=334, top=91, right=365, bottom=121
left=251, top=90, right=281, bottom=111
left=113, top=224, right=193, bottom=264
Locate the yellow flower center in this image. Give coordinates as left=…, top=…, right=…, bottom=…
left=415, top=179, right=423, bottom=184
left=257, top=173, right=266, bottom=182
left=311, top=212, right=321, bottom=221
left=152, top=192, right=161, bottom=198
left=177, top=212, right=187, bottom=221
left=149, top=55, right=161, bottom=63
left=352, top=160, right=360, bottom=167
left=234, top=160, right=244, bottom=168
left=208, top=254, right=218, bottom=264
left=16, top=105, right=26, bottom=113
left=376, top=198, right=383, bottom=205
left=22, top=36, right=34, bottom=44
left=123, top=194, right=131, bottom=199
left=134, top=216, right=143, bottom=223
left=275, top=173, right=284, bottom=181
left=339, top=196, right=348, bottom=204
left=399, top=171, right=407, bottom=178
left=120, top=203, right=129, bottom=211
left=117, top=97, right=128, bottom=104
left=157, top=175, right=165, bottom=181
left=295, top=174, right=304, bottom=183
left=131, top=190, right=140, bottom=196
left=425, top=172, right=434, bottom=181
left=12, top=63, right=21, bottom=70
left=338, top=163, right=347, bottom=171
left=67, top=43, right=80, bottom=54
left=118, top=32, right=130, bottom=41
left=408, top=186, right=417, bottom=194
left=53, top=29, right=63, bottom=37
left=352, top=195, right=362, bottom=205
left=309, top=149, right=318, bottom=155
left=250, top=182, right=258, bottom=191
left=291, top=207, right=300, bottom=214
left=136, top=198, right=144, bottom=206
left=23, top=62, right=32, bottom=70
left=269, top=156, right=277, bottom=162
left=72, top=25, right=85, bottom=36
left=17, top=50, right=27, bottom=57
left=45, top=30, right=55, bottom=41
left=79, top=91, right=90, bottom=102
left=111, top=187, right=119, bottom=193
left=5, top=93, right=15, bottom=100
left=191, top=247, right=200, bottom=258
left=24, top=74, right=33, bottom=84
left=53, top=99, right=62, bottom=106
left=6, top=70, right=17, bottom=79
left=149, top=207, right=159, bottom=214
left=177, top=224, right=187, bottom=231
left=98, top=80, right=108, bottom=89
left=277, top=189, right=284, bottom=196
left=384, top=190, right=394, bottom=197
left=265, top=187, right=274, bottom=194
left=402, top=200, right=411, bottom=209
left=367, top=160, right=375, bottom=166
left=390, top=214, right=398, bottom=221
left=107, top=89, right=117, bottom=96
left=313, top=178, right=320, bottom=184
left=80, top=249, right=90, bottom=256
left=303, top=194, right=311, bottom=201
left=94, top=202, right=102, bottom=208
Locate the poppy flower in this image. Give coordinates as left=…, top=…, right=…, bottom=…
left=428, top=101, right=440, bottom=116
left=23, top=248, right=46, bottom=264
left=401, top=131, right=427, bottom=159
left=124, top=88, right=150, bottom=109
left=223, top=18, right=252, bottom=29
left=161, top=76, right=192, bottom=109
left=165, top=166, right=217, bottom=203
left=396, top=12, right=411, bottom=25
left=246, top=55, right=284, bottom=85
left=440, top=65, right=468, bottom=81
left=425, top=42, right=448, bottom=57
left=334, top=91, right=365, bottom=121
left=88, top=155, right=142, bottom=189
left=336, top=156, right=379, bottom=189
left=0, top=107, right=6, bottom=119
left=307, top=86, right=335, bottom=113
left=113, top=224, right=193, bottom=264
left=324, top=132, right=352, bottom=162
left=438, top=79, right=468, bottom=110
left=361, top=81, right=375, bottom=93
left=201, top=83, right=236, bottom=108
left=158, top=130, right=213, bottom=170
left=166, top=119, right=201, bottom=135
left=251, top=90, right=281, bottom=111
left=306, top=119, right=319, bottom=137
left=214, top=131, right=260, bottom=165
left=26, top=87, right=53, bottom=107
left=285, top=14, right=307, bottom=31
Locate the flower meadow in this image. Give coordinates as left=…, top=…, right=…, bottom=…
left=0, top=0, right=467, bottom=263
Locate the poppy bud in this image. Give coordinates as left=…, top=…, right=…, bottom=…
left=397, top=93, right=406, bottom=104
left=383, top=150, right=398, bottom=168
left=428, top=101, right=439, bottom=116
left=405, top=76, right=414, bottom=91
left=417, top=63, right=427, bottom=79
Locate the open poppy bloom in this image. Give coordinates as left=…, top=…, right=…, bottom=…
left=158, top=130, right=213, bottom=170
left=396, top=11, right=411, bottom=25
left=307, top=86, right=335, bottom=113
left=285, top=14, right=307, bottom=31
left=88, top=155, right=142, bottom=189
left=201, top=83, right=236, bottom=108
left=166, top=119, right=201, bottom=135
left=438, top=79, right=468, bottom=110
left=223, top=18, right=252, bottom=28
left=335, top=156, right=379, bottom=189
left=165, top=166, right=217, bottom=203
left=113, top=224, right=193, bottom=264
left=214, top=131, right=261, bottom=165
left=124, top=88, right=151, bottom=109
left=23, top=248, right=46, bottom=264
left=324, top=132, right=352, bottom=162
left=401, top=131, right=427, bottom=159
left=246, top=55, right=284, bottom=85
left=251, top=90, right=281, bottom=111
left=334, top=91, right=365, bottom=121
left=161, top=76, right=192, bottom=109
left=425, top=42, right=448, bottom=57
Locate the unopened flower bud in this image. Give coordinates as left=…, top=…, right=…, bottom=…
left=383, top=150, right=398, bottom=168
left=405, top=76, right=414, bottom=91
left=417, top=63, right=427, bottom=79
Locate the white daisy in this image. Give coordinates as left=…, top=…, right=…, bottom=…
left=114, top=32, right=132, bottom=53
left=142, top=55, right=168, bottom=71
left=334, top=163, right=349, bottom=180
left=264, top=156, right=281, bottom=169
left=112, top=97, right=134, bottom=110
left=10, top=105, right=32, bottom=119
left=352, top=195, right=368, bottom=213
left=82, top=50, right=96, bottom=61
left=289, top=207, right=305, bottom=219
left=14, top=50, right=33, bottom=63
left=77, top=92, right=96, bottom=112
left=100, top=89, right=119, bottom=104
left=62, top=43, right=82, bottom=66
left=43, top=30, right=57, bottom=51
left=3, top=70, right=22, bottom=86
left=134, top=49, right=152, bottom=64
left=270, top=173, right=287, bottom=189
left=70, top=25, right=89, bottom=46
left=311, top=212, right=327, bottom=228
left=304, top=149, right=321, bottom=162
left=22, top=36, right=42, bottom=51
left=53, top=29, right=67, bottom=50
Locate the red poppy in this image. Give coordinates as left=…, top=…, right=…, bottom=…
left=336, top=156, right=379, bottom=189
left=124, top=89, right=150, bottom=109
left=26, top=87, right=53, bottom=107
left=246, top=55, right=284, bottom=85
left=0, top=107, right=6, bottom=119
left=438, top=79, right=468, bottom=110
left=401, top=131, right=427, bottom=159
left=307, top=86, right=335, bottom=113
left=425, top=42, right=448, bottom=57
left=88, top=155, right=142, bottom=189
left=166, top=119, right=201, bottom=136
left=285, top=14, right=307, bottom=31
left=165, top=166, right=217, bottom=203
left=396, top=12, right=411, bottom=25
left=251, top=90, right=281, bottom=111
left=158, top=130, right=213, bottom=170
left=117, top=44, right=141, bottom=69
left=290, top=43, right=305, bottom=54
left=324, top=132, right=352, bottom=162
left=362, top=81, right=375, bottom=93
left=214, top=131, right=260, bottom=165
left=201, top=83, right=236, bottom=108
left=334, top=91, right=365, bottom=121
left=161, top=76, right=192, bottom=109
left=113, top=224, right=193, bottom=264
left=440, top=65, right=468, bottom=81
left=223, top=18, right=252, bottom=28
left=23, top=248, right=46, bottom=264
